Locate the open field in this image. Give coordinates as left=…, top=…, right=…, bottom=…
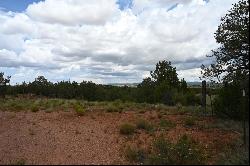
left=0, top=97, right=249, bottom=165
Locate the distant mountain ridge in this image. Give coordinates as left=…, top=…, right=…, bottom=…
left=107, top=82, right=220, bottom=88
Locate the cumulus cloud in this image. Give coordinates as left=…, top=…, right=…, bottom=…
left=26, top=0, right=120, bottom=25
left=0, top=0, right=240, bottom=84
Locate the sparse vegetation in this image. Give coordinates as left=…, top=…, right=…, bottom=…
left=159, top=119, right=176, bottom=130
left=12, top=159, right=26, bottom=165
left=184, top=117, right=196, bottom=127
left=125, top=135, right=205, bottom=165
left=0, top=97, right=248, bottom=165
left=217, top=138, right=249, bottom=165
left=31, top=105, right=39, bottom=112
left=124, top=146, right=146, bottom=163
left=136, top=119, right=154, bottom=132
left=119, top=123, right=136, bottom=135
left=73, top=102, right=85, bottom=116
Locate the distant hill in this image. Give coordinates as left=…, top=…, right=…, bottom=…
left=107, top=81, right=220, bottom=88
left=106, top=83, right=139, bottom=87
left=187, top=82, right=202, bottom=87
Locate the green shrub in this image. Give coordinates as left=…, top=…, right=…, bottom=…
left=154, top=137, right=171, bottom=154
left=73, top=102, right=85, bottom=116
left=184, top=117, right=196, bottom=127
left=124, top=146, right=146, bottom=163
left=44, top=107, right=53, bottom=113
left=145, top=137, right=174, bottom=165
left=13, top=104, right=24, bottom=111
left=106, top=104, right=119, bottom=112
left=12, top=159, right=26, bottom=165
left=216, top=138, right=249, bottom=165
left=174, top=135, right=204, bottom=164
left=174, top=92, right=201, bottom=106
left=159, top=119, right=176, bottom=130
left=136, top=119, right=154, bottom=132
left=31, top=105, right=39, bottom=112
left=119, top=123, right=135, bottom=135
left=213, top=82, right=249, bottom=120
left=146, top=135, right=204, bottom=165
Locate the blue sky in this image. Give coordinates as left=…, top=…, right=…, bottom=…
left=0, top=0, right=240, bottom=84
left=0, top=0, right=132, bottom=12
left=0, top=0, right=43, bottom=12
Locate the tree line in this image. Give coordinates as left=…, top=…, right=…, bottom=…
left=0, top=60, right=201, bottom=106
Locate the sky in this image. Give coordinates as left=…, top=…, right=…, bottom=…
left=0, top=0, right=240, bottom=84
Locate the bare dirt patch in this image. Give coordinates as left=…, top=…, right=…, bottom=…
left=0, top=111, right=131, bottom=165
left=0, top=110, right=241, bottom=165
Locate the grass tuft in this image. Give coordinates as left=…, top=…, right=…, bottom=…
left=120, top=123, right=136, bottom=135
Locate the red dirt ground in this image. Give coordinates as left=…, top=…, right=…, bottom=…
left=0, top=110, right=240, bottom=165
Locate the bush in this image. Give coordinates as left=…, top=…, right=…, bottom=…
left=73, top=102, right=85, bottom=116
left=124, top=146, right=146, bottom=163
left=174, top=135, right=204, bottom=164
left=146, top=135, right=204, bottom=165
left=184, top=92, right=201, bottom=106
left=31, top=105, right=39, bottom=112
left=213, top=82, right=249, bottom=120
left=148, top=137, right=174, bottom=164
left=184, top=117, right=196, bottom=127
left=159, top=119, right=176, bottom=130
left=174, top=92, right=201, bottom=106
left=13, top=103, right=24, bottom=111
left=12, top=159, right=26, bottom=165
left=136, top=119, right=154, bottom=132
left=119, top=123, right=136, bottom=135
left=106, top=103, right=119, bottom=112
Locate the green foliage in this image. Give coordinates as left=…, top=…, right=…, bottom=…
left=124, top=146, right=146, bottom=163
left=174, top=135, right=204, bottom=164
left=137, top=60, right=190, bottom=105
left=184, top=117, right=196, bottom=127
left=147, top=135, right=204, bottom=165
left=124, top=135, right=205, bottom=165
left=1, top=59, right=199, bottom=107
left=12, top=159, right=26, bottom=165
left=201, top=0, right=249, bottom=83
left=216, top=137, right=249, bottom=165
left=201, top=0, right=249, bottom=121
left=174, top=91, right=201, bottom=106
left=147, top=137, right=174, bottom=165
left=31, top=105, right=39, bottom=112
left=136, top=119, right=154, bottom=132
left=137, top=77, right=156, bottom=103
left=213, top=82, right=249, bottom=120
left=0, top=72, right=11, bottom=98
left=119, top=123, right=136, bottom=135
left=159, top=119, right=176, bottom=130
left=73, top=102, right=85, bottom=116
left=106, top=103, right=119, bottom=112
left=105, top=100, right=126, bottom=112
left=150, top=61, right=179, bottom=87
left=154, top=81, right=176, bottom=105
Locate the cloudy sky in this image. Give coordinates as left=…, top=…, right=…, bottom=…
left=0, top=0, right=239, bottom=84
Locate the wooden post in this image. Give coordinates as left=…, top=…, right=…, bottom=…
left=209, top=93, right=213, bottom=116
left=242, top=89, right=246, bottom=147
left=202, top=80, right=206, bottom=114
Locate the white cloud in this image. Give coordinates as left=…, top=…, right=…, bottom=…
left=0, top=13, right=35, bottom=35
left=26, top=0, right=120, bottom=25
left=0, top=0, right=241, bottom=84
